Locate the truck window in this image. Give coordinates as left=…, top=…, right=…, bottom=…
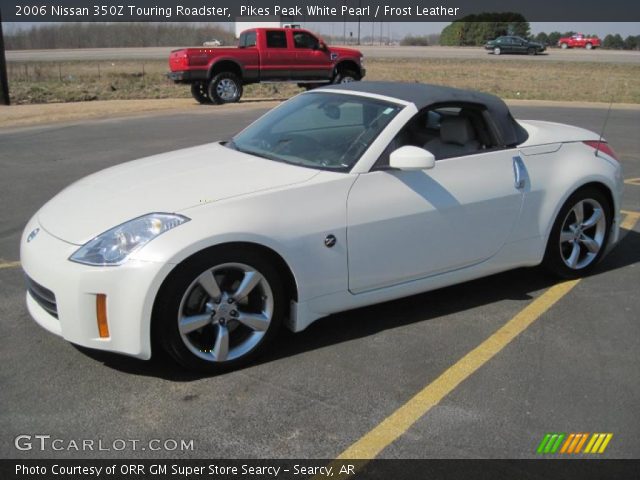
left=266, top=31, right=287, bottom=49
left=293, top=32, right=318, bottom=49
left=239, top=31, right=256, bottom=48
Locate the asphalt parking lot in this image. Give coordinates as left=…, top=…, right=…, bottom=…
left=0, top=103, right=639, bottom=460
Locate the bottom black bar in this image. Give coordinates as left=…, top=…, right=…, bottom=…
left=3, top=459, right=640, bottom=480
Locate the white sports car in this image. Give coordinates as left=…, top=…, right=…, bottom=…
left=21, top=82, right=623, bottom=371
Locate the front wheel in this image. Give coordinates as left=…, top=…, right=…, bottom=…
left=154, top=248, right=284, bottom=372
left=560, top=42, right=568, bottom=49
left=493, top=47, right=501, bottom=55
left=585, top=42, right=593, bottom=50
left=527, top=47, right=537, bottom=55
left=207, top=72, right=243, bottom=104
left=543, top=188, right=611, bottom=279
left=190, top=82, right=211, bottom=104
left=333, top=69, right=359, bottom=84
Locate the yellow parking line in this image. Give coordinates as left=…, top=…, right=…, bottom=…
left=0, top=261, right=21, bottom=270
left=621, top=210, right=640, bottom=230
left=334, top=280, right=580, bottom=463
left=322, top=209, right=640, bottom=478
left=623, top=177, right=640, bottom=186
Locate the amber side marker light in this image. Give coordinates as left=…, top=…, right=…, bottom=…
left=96, top=294, right=110, bottom=338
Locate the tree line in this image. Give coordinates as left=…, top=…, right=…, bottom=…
left=4, top=23, right=235, bottom=49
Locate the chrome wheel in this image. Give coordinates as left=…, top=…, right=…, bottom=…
left=559, top=199, right=606, bottom=270
left=340, top=75, right=355, bottom=83
left=216, top=78, right=238, bottom=101
left=494, top=47, right=501, bottom=55
left=177, top=263, right=273, bottom=363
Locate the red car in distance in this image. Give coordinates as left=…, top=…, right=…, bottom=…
left=558, top=34, right=601, bottom=50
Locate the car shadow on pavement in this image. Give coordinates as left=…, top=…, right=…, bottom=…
left=77, top=229, right=640, bottom=380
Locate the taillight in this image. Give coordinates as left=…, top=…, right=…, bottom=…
left=583, top=140, right=618, bottom=160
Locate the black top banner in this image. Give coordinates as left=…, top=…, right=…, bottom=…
left=4, top=0, right=640, bottom=22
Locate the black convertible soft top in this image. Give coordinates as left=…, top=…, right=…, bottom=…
left=322, top=81, right=528, bottom=146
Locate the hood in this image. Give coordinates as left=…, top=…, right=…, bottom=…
left=37, top=142, right=318, bottom=245
left=329, top=46, right=362, bottom=58
left=517, top=120, right=599, bottom=147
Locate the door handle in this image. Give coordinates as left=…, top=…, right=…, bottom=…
left=512, top=156, right=526, bottom=189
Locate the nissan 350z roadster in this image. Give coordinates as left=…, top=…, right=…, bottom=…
left=21, top=82, right=623, bottom=371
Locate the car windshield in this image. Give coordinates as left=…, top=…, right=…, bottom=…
left=228, top=92, right=403, bottom=171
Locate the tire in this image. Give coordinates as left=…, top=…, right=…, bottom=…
left=561, top=42, right=568, bottom=49
left=527, top=47, right=536, bottom=55
left=542, top=187, right=611, bottom=279
left=585, top=43, right=593, bottom=50
left=207, top=72, right=243, bottom=104
left=153, top=247, right=285, bottom=372
left=190, top=82, right=211, bottom=104
left=493, top=47, right=501, bottom=55
left=333, top=69, right=359, bottom=84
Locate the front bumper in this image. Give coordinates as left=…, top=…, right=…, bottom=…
left=20, top=218, right=174, bottom=360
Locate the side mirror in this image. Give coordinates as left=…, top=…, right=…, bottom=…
left=389, top=146, right=436, bottom=171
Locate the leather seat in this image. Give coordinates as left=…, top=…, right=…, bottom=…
left=423, top=116, right=480, bottom=159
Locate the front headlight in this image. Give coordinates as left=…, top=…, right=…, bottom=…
left=69, top=213, right=190, bottom=266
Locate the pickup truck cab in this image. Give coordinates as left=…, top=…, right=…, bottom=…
left=558, top=34, right=601, bottom=50
left=169, top=28, right=365, bottom=104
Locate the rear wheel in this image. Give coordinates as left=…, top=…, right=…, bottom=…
left=207, top=72, right=243, bottom=104
left=493, top=47, right=501, bottom=55
left=585, top=42, right=593, bottom=50
left=154, top=248, right=284, bottom=372
left=190, top=82, right=211, bottom=104
left=543, top=188, right=611, bottom=278
left=561, top=42, right=568, bottom=49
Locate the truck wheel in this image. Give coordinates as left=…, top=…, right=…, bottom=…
left=207, top=72, right=243, bottom=104
left=190, top=82, right=211, bottom=104
left=560, top=42, right=568, bottom=49
left=333, top=69, right=359, bottom=84
left=585, top=42, right=593, bottom=50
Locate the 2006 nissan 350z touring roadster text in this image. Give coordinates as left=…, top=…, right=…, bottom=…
left=21, top=82, right=623, bottom=372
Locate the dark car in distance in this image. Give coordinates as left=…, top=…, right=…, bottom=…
left=485, top=36, right=546, bottom=55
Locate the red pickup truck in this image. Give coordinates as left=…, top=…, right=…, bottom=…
left=558, top=34, right=601, bottom=50
left=169, top=28, right=366, bottom=104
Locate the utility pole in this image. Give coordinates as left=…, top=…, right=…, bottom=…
left=357, top=0, right=361, bottom=45
left=0, top=7, right=10, bottom=105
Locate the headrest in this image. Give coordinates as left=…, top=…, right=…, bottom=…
left=440, top=116, right=476, bottom=146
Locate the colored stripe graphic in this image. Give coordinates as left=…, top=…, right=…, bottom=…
left=540, top=433, right=613, bottom=454
left=584, top=433, right=614, bottom=454
left=537, top=433, right=566, bottom=454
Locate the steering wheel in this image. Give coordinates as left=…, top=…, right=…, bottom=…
left=273, top=134, right=321, bottom=156
left=340, top=138, right=368, bottom=163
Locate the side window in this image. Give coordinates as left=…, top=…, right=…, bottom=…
left=244, top=31, right=256, bottom=47
left=374, top=105, right=497, bottom=167
left=266, top=31, right=287, bottom=49
left=293, top=32, right=318, bottom=49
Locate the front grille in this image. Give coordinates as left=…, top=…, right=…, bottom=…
left=25, top=275, right=58, bottom=319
